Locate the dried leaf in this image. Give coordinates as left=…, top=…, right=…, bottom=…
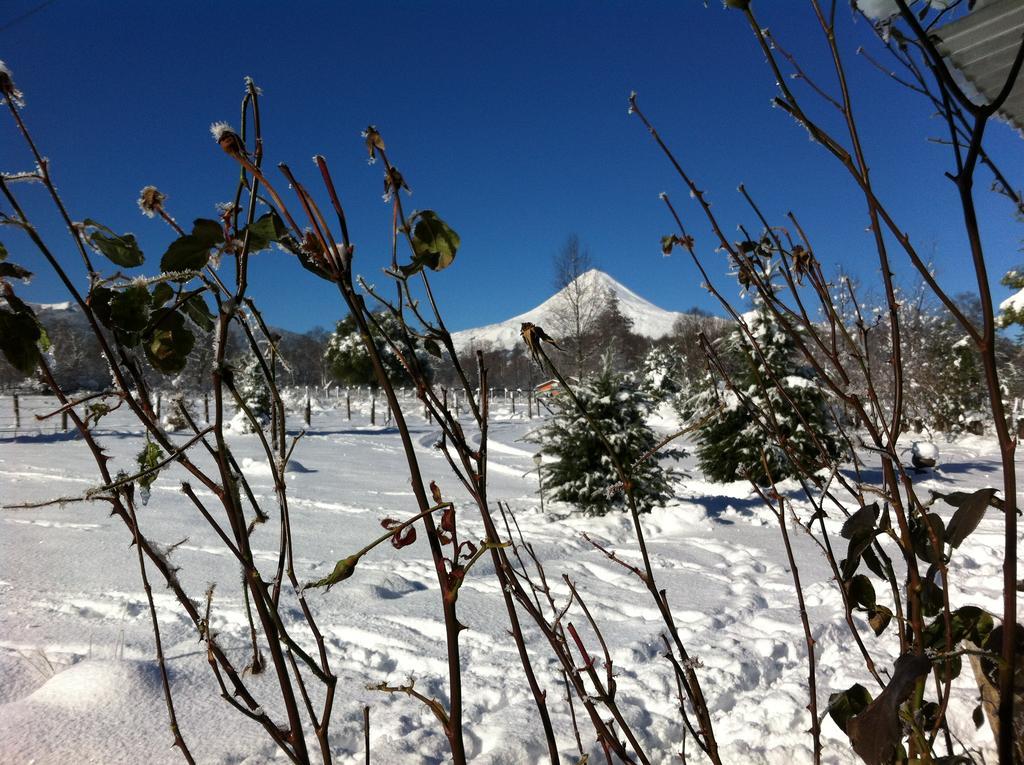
left=847, top=654, right=931, bottom=765
left=868, top=605, right=893, bottom=637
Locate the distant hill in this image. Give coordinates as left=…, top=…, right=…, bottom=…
left=452, top=269, right=693, bottom=352
left=14, top=301, right=327, bottom=391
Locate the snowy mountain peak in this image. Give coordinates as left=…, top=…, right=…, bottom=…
left=452, top=269, right=688, bottom=352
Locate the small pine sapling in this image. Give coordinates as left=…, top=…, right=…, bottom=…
left=530, top=356, right=682, bottom=515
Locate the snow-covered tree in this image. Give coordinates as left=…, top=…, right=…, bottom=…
left=687, top=303, right=844, bottom=485
left=530, top=359, right=681, bottom=515
left=901, top=297, right=985, bottom=433
left=232, top=353, right=271, bottom=432
left=639, top=344, right=683, bottom=406
left=323, top=311, right=427, bottom=388
left=998, top=265, right=1024, bottom=329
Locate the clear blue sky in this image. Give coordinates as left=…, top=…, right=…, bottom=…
left=4, top=1, right=1022, bottom=333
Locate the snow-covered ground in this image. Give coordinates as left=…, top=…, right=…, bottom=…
left=0, top=393, right=1014, bottom=763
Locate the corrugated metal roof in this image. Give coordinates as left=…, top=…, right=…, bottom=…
left=934, top=0, right=1024, bottom=131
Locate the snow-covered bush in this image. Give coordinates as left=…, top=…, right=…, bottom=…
left=530, top=358, right=681, bottom=514
left=688, top=303, right=845, bottom=485
left=161, top=395, right=197, bottom=432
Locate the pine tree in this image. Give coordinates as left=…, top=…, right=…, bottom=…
left=998, top=265, right=1024, bottom=329
left=639, top=344, right=683, bottom=406
left=530, top=359, right=681, bottom=515
left=323, top=311, right=427, bottom=387
left=233, top=353, right=271, bottom=432
left=687, top=303, right=844, bottom=485
left=901, top=299, right=985, bottom=432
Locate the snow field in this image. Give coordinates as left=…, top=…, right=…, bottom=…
left=0, top=395, right=1012, bottom=763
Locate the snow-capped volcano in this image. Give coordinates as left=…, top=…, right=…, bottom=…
left=452, top=269, right=688, bottom=352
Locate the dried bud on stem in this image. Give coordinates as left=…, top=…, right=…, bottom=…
left=0, top=60, right=25, bottom=107
left=210, top=122, right=244, bottom=155
left=137, top=186, right=167, bottom=218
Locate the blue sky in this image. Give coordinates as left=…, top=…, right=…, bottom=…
left=3, top=1, right=1022, bottom=333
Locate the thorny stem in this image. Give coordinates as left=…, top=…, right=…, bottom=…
left=124, top=493, right=197, bottom=764
left=533, top=343, right=721, bottom=763
left=752, top=467, right=820, bottom=764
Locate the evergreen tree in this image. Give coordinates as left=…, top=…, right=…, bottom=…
left=901, top=300, right=985, bottom=432
left=998, top=265, right=1024, bottom=329
left=639, top=344, right=683, bottom=406
left=233, top=353, right=271, bottom=432
left=530, top=359, right=681, bottom=515
left=687, top=303, right=844, bottom=485
left=323, top=311, right=427, bottom=388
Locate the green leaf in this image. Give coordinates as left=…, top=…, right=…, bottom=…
left=135, top=438, right=164, bottom=506
left=136, top=440, right=164, bottom=491
left=180, top=292, right=215, bottom=332
left=404, top=210, right=459, bottom=274
left=922, top=605, right=994, bottom=650
left=840, top=504, right=883, bottom=580
left=920, top=577, right=944, bottom=618
left=151, top=282, right=175, bottom=308
left=83, top=219, right=144, bottom=268
left=37, top=326, right=51, bottom=354
left=827, top=683, right=873, bottom=734
left=841, top=502, right=878, bottom=539
left=423, top=338, right=442, bottom=359
left=109, top=284, right=151, bottom=333
left=160, top=219, right=224, bottom=274
left=89, top=286, right=114, bottom=327
left=847, top=574, right=876, bottom=610
left=911, top=512, right=946, bottom=565
left=245, top=211, right=288, bottom=252
left=4, top=290, right=32, bottom=316
left=85, top=402, right=111, bottom=426
left=306, top=554, right=360, bottom=591
left=192, top=219, right=223, bottom=244
left=143, top=309, right=195, bottom=374
left=861, top=547, right=886, bottom=580
left=0, top=262, right=32, bottom=280
left=841, top=526, right=877, bottom=581
left=935, top=654, right=962, bottom=683
left=946, top=488, right=996, bottom=548
left=0, top=308, right=41, bottom=374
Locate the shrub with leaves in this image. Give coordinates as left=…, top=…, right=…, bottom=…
left=530, top=358, right=681, bottom=514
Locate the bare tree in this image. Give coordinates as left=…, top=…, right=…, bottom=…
left=550, top=235, right=611, bottom=379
